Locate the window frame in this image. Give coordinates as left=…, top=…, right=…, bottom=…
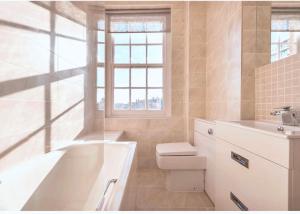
left=96, top=28, right=105, bottom=110
left=105, top=12, right=171, bottom=118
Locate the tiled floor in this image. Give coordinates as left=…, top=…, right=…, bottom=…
left=132, top=168, right=214, bottom=211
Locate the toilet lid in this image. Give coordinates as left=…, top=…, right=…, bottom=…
left=156, top=142, right=197, bottom=156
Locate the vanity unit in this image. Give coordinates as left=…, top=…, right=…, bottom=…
left=195, top=119, right=300, bottom=211
left=194, top=119, right=216, bottom=202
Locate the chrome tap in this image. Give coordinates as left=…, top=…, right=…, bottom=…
left=270, top=106, right=300, bottom=126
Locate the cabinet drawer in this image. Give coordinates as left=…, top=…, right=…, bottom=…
left=194, top=119, right=215, bottom=138
left=216, top=122, right=291, bottom=168
left=215, top=139, right=289, bottom=211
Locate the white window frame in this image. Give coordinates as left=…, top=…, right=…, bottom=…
left=105, top=11, right=171, bottom=118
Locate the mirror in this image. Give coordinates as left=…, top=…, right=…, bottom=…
left=270, top=2, right=300, bottom=63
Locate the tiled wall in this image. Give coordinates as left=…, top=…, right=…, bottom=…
left=0, top=2, right=89, bottom=172
left=206, top=2, right=242, bottom=120
left=187, top=2, right=206, bottom=143
left=241, top=2, right=271, bottom=119
left=255, top=54, right=300, bottom=121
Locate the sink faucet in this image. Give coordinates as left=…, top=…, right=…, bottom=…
left=270, top=106, right=300, bottom=126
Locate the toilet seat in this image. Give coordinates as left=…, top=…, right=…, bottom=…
left=156, top=142, right=206, bottom=170
left=156, top=142, right=197, bottom=156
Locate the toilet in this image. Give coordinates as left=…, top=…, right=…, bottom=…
left=156, top=142, right=206, bottom=192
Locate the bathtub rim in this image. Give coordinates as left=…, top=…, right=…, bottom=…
left=0, top=140, right=136, bottom=211
left=104, top=141, right=136, bottom=211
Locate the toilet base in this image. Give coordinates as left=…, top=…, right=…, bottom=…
left=166, top=170, right=204, bottom=192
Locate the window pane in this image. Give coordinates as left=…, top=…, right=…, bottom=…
left=271, top=32, right=280, bottom=43
left=271, top=19, right=288, bottom=31
left=112, top=33, right=130, bottom=44
left=98, top=44, right=105, bottom=63
left=147, top=45, right=163, bottom=63
left=98, top=30, right=105, bottom=43
left=147, top=33, right=163, bottom=44
left=111, top=21, right=128, bottom=32
left=131, top=45, right=146, bottom=64
left=97, top=67, right=105, bottom=87
left=146, top=21, right=163, bottom=32
left=131, top=68, right=146, bottom=87
left=114, top=89, right=129, bottom=110
left=114, top=45, right=129, bottom=64
left=128, top=22, right=145, bottom=32
left=131, top=89, right=146, bottom=110
left=148, top=89, right=163, bottom=110
left=97, top=88, right=105, bottom=110
left=131, top=33, right=146, bottom=44
left=98, top=20, right=105, bottom=31
left=114, top=68, right=129, bottom=87
left=148, top=68, right=163, bottom=87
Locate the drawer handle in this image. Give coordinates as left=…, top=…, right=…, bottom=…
left=208, top=128, right=213, bottom=135
left=230, top=192, right=248, bottom=211
left=231, top=151, right=249, bottom=168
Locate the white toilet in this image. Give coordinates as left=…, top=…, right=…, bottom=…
left=156, top=142, right=206, bottom=192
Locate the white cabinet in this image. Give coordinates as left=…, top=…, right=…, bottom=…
left=215, top=138, right=289, bottom=211
left=194, top=119, right=216, bottom=203
left=214, top=120, right=300, bottom=211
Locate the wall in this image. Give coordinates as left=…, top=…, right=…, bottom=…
left=104, top=2, right=189, bottom=169
left=0, top=2, right=89, bottom=172
left=206, top=2, right=242, bottom=120
left=241, top=2, right=271, bottom=119
left=187, top=2, right=206, bottom=143
left=255, top=54, right=300, bottom=121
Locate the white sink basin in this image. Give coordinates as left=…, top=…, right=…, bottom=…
left=227, top=120, right=300, bottom=138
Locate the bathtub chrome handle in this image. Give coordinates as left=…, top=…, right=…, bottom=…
left=104, top=178, right=118, bottom=195
left=96, top=178, right=118, bottom=211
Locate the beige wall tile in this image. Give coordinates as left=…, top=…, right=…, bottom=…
left=255, top=54, right=300, bottom=121
left=0, top=2, right=88, bottom=172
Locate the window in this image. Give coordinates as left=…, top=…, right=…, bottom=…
left=105, top=10, right=171, bottom=117
left=97, top=19, right=105, bottom=110
left=271, top=9, right=300, bottom=62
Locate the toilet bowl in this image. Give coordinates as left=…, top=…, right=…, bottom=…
left=156, top=142, right=206, bottom=192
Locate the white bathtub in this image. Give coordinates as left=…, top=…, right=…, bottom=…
left=0, top=141, right=136, bottom=211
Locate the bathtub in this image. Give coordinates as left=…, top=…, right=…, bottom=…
left=0, top=141, right=136, bottom=211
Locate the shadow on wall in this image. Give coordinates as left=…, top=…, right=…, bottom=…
left=0, top=2, right=88, bottom=171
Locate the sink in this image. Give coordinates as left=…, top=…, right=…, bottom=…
left=228, top=120, right=300, bottom=138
